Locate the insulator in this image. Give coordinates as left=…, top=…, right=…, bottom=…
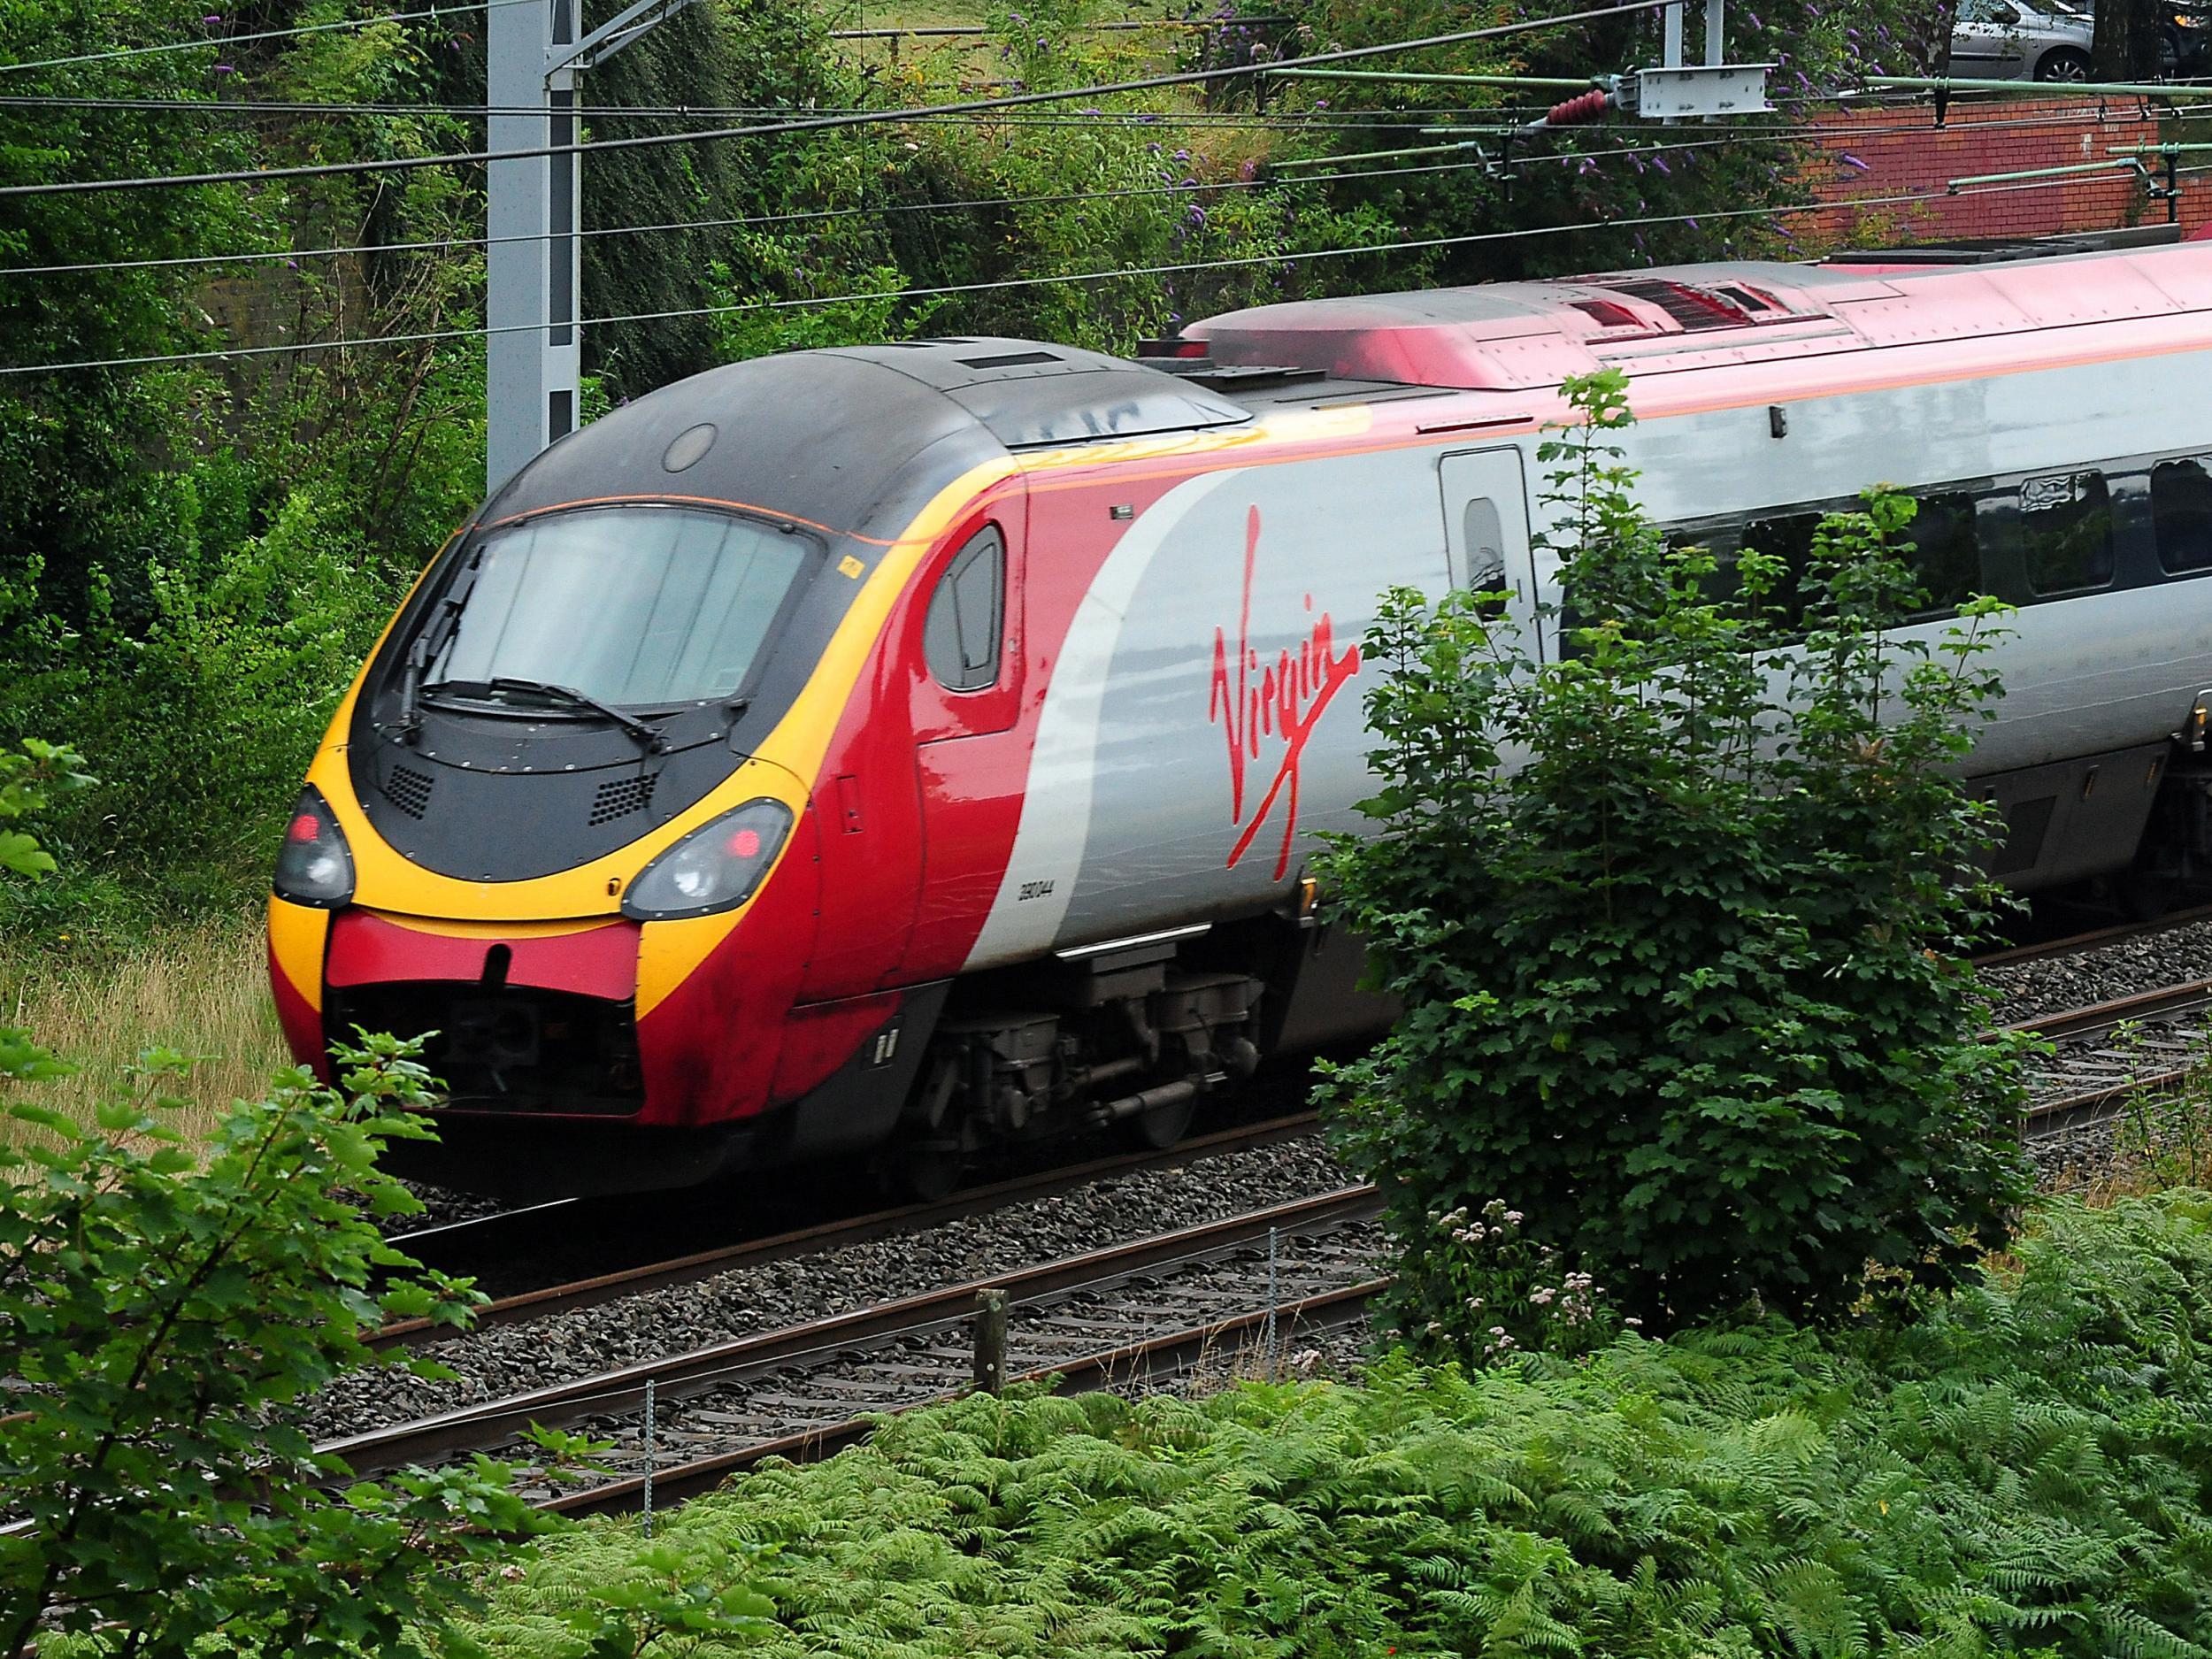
left=1544, top=88, right=1612, bottom=127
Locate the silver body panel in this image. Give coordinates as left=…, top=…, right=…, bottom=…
left=964, top=345, right=2212, bottom=970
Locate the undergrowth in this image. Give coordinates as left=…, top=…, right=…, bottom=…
left=449, top=1191, right=2212, bottom=1658
left=0, top=910, right=283, bottom=1141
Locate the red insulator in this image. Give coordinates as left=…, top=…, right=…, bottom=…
left=1544, top=88, right=1611, bottom=127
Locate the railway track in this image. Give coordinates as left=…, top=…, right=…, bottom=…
left=326, top=1186, right=1386, bottom=1514
left=375, top=1109, right=1324, bottom=1348
left=2008, top=979, right=2212, bottom=1137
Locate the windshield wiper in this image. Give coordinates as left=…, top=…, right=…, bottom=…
left=489, top=677, right=669, bottom=751
left=390, top=555, right=482, bottom=744
left=420, top=675, right=668, bottom=752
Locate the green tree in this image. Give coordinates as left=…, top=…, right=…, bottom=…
left=1319, top=368, right=2033, bottom=1350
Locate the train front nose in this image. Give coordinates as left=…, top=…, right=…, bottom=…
left=271, top=775, right=825, bottom=1199
left=322, top=911, right=648, bottom=1118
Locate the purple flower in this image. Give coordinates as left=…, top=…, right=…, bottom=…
left=202, top=12, right=221, bottom=22
left=1686, top=216, right=1700, bottom=228
left=1653, top=155, right=1671, bottom=174
left=1313, top=98, right=1328, bottom=109
left=1174, top=147, right=1189, bottom=159
left=1841, top=152, right=1869, bottom=171
left=213, top=61, right=234, bottom=73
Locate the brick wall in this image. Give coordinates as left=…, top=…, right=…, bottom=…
left=1800, top=97, right=2208, bottom=245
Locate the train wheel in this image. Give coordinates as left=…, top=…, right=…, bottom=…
left=892, top=1138, right=964, bottom=1203
left=1117, top=1092, right=1197, bottom=1151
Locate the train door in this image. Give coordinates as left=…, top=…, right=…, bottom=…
left=1439, top=448, right=1540, bottom=657
left=900, top=494, right=1031, bottom=977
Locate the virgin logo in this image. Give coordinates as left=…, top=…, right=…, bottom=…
left=1208, top=504, right=1363, bottom=880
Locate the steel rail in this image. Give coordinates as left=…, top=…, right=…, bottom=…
left=373, top=1110, right=1325, bottom=1348
left=324, top=1183, right=1381, bottom=1478
left=2005, top=979, right=2212, bottom=1044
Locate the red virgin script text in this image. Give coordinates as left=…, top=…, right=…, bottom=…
left=1208, top=504, right=1362, bottom=880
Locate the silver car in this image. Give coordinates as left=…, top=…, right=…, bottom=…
left=1950, top=0, right=2095, bottom=80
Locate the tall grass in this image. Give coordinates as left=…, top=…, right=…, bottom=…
left=0, top=913, right=288, bottom=1141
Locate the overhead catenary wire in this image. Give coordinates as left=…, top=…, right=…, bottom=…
left=0, top=0, right=1684, bottom=200
left=0, top=0, right=542, bottom=75
left=0, top=128, right=1818, bottom=281
left=0, top=82, right=2010, bottom=120
left=0, top=172, right=2113, bottom=379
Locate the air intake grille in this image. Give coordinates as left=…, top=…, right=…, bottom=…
left=1595, top=279, right=1749, bottom=333
left=385, top=765, right=434, bottom=819
left=589, top=773, right=657, bottom=826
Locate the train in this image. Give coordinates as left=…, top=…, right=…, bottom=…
left=269, top=239, right=2212, bottom=1199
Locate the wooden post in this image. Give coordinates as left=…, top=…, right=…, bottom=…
left=972, top=1288, right=1009, bottom=1394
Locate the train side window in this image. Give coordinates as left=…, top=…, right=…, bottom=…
left=1901, top=490, right=1981, bottom=618
left=924, top=525, right=1004, bottom=692
left=1740, top=511, right=1821, bottom=622
left=2019, top=471, right=2115, bottom=596
left=2152, top=457, right=2212, bottom=575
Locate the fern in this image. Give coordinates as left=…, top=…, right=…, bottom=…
left=443, top=1194, right=2212, bottom=1659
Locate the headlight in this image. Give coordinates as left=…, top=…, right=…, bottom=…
left=622, top=799, right=793, bottom=921
left=273, top=785, right=355, bottom=908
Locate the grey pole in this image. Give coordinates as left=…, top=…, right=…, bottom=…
left=482, top=0, right=701, bottom=495
left=486, top=0, right=581, bottom=495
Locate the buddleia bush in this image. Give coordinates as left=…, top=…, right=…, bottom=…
left=1318, top=367, right=2034, bottom=1348
left=448, top=1192, right=2212, bottom=1658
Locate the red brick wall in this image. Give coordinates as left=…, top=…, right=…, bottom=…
left=1800, top=97, right=2207, bottom=245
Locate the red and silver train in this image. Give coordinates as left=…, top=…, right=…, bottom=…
left=270, top=240, right=2212, bottom=1197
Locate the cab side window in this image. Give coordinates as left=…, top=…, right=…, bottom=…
left=1461, top=498, right=1509, bottom=618
left=924, top=526, right=1004, bottom=692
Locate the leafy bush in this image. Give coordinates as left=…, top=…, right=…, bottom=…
left=1319, top=370, right=2032, bottom=1346
left=448, top=1192, right=2212, bottom=1658
left=0, top=753, right=628, bottom=1655
left=0, top=1033, right=575, bottom=1655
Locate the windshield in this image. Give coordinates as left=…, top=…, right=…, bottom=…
left=427, top=507, right=818, bottom=708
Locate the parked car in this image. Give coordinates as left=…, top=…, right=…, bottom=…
left=1949, top=0, right=2095, bottom=81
